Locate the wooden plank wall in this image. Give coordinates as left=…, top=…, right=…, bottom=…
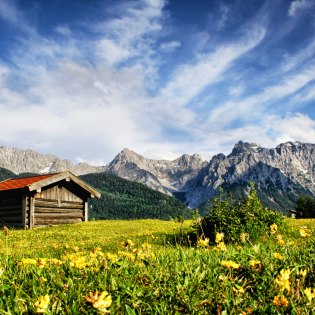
left=34, top=185, right=85, bottom=227
left=0, top=197, right=23, bottom=227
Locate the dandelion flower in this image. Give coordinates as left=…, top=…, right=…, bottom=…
left=276, top=234, right=285, bottom=246
left=299, top=227, right=311, bottom=237
left=249, top=259, right=263, bottom=271
left=216, top=241, right=227, bottom=252
left=270, top=223, right=278, bottom=235
left=34, top=294, right=50, bottom=313
left=197, top=237, right=209, bottom=247
left=233, top=285, right=245, bottom=294
left=273, top=252, right=283, bottom=260
left=275, top=269, right=291, bottom=292
left=107, top=253, right=118, bottom=264
left=304, top=287, right=315, bottom=303
left=221, top=260, right=240, bottom=269
left=272, top=295, right=288, bottom=307
left=215, top=232, right=224, bottom=244
left=86, top=291, right=112, bottom=313
left=297, top=269, right=307, bottom=278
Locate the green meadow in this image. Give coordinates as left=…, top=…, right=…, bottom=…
left=0, top=218, right=314, bottom=314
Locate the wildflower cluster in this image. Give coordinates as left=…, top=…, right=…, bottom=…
left=86, top=291, right=112, bottom=314
left=299, top=226, right=312, bottom=237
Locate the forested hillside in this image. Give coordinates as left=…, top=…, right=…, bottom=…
left=0, top=167, right=16, bottom=181
left=81, top=172, right=191, bottom=220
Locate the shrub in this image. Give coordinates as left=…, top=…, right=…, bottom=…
left=193, top=183, right=283, bottom=243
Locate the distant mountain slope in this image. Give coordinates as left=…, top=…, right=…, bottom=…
left=105, top=148, right=207, bottom=195
left=80, top=172, right=191, bottom=220
left=106, top=141, right=315, bottom=212
left=1, top=141, right=314, bottom=213
left=184, top=141, right=315, bottom=211
left=0, top=146, right=105, bottom=175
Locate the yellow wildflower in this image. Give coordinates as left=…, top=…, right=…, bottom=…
left=40, top=277, right=47, bottom=283
left=272, top=295, right=289, bottom=307
left=304, top=287, right=315, bottom=303
left=275, top=269, right=291, bottom=292
left=106, top=253, right=119, bottom=264
left=215, top=232, right=224, bottom=244
left=34, top=294, right=50, bottom=313
left=216, top=241, right=227, bottom=252
left=141, top=243, right=152, bottom=251
left=240, top=232, right=249, bottom=243
left=233, top=285, right=245, bottom=294
left=221, top=260, right=240, bottom=269
left=276, top=234, right=285, bottom=246
left=273, top=252, right=283, bottom=260
left=249, top=259, right=263, bottom=271
left=118, top=251, right=136, bottom=262
left=299, top=226, right=312, bottom=237
left=297, top=269, right=307, bottom=278
left=0, top=268, right=4, bottom=277
left=18, top=258, right=37, bottom=267
left=197, top=237, right=209, bottom=247
left=86, top=291, right=112, bottom=314
left=121, top=240, right=135, bottom=248
left=270, top=223, right=278, bottom=235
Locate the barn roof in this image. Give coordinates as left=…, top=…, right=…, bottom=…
left=0, top=171, right=101, bottom=198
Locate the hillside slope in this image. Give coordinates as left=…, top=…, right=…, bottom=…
left=80, top=172, right=191, bottom=220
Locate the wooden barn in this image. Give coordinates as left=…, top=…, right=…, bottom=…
left=0, top=171, right=101, bottom=229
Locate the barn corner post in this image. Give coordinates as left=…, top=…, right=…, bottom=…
left=22, top=195, right=27, bottom=229
left=84, top=201, right=88, bottom=222
left=29, top=195, right=35, bottom=229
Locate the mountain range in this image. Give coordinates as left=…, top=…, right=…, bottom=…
left=0, top=141, right=314, bottom=213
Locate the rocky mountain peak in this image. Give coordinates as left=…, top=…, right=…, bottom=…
left=229, top=141, right=261, bottom=156
left=0, top=146, right=105, bottom=175
left=174, top=153, right=204, bottom=167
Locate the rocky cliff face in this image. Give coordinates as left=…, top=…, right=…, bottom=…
left=184, top=141, right=315, bottom=209
left=106, top=141, right=315, bottom=211
left=105, top=148, right=207, bottom=195
left=0, top=146, right=105, bottom=175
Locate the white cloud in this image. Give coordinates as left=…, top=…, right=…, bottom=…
left=288, top=0, right=314, bottom=17
left=216, top=4, right=230, bottom=30
left=0, top=0, right=314, bottom=165
left=159, top=41, right=181, bottom=52
left=55, top=25, right=72, bottom=37
left=0, top=0, right=20, bottom=25
left=267, top=113, right=315, bottom=144
left=156, top=26, right=266, bottom=115
left=282, top=38, right=315, bottom=72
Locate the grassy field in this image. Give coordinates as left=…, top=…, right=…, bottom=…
left=0, top=218, right=314, bottom=314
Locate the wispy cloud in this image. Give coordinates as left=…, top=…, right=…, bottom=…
left=0, top=0, right=314, bottom=163
left=288, top=0, right=315, bottom=17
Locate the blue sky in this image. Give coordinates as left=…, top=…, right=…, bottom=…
left=0, top=0, right=314, bottom=164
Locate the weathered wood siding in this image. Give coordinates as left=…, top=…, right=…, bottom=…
left=34, top=185, right=85, bottom=227
left=0, top=196, right=23, bottom=227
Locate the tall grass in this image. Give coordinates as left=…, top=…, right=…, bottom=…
left=0, top=218, right=314, bottom=314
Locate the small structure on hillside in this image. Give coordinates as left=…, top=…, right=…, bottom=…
left=289, top=209, right=301, bottom=219
left=0, top=171, right=101, bottom=229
